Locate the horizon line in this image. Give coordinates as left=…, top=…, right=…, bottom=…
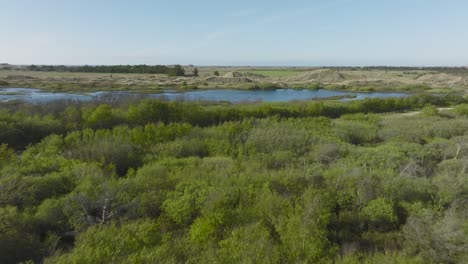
left=2, top=63, right=468, bottom=68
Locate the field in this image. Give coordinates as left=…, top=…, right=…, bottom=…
left=1, top=66, right=468, bottom=94
left=239, top=68, right=307, bottom=77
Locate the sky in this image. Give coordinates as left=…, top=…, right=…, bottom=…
left=1, top=0, right=468, bottom=66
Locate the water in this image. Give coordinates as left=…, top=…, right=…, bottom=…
left=0, top=88, right=408, bottom=103
left=154, top=89, right=408, bottom=102
left=0, top=88, right=130, bottom=103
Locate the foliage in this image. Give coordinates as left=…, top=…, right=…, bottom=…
left=0, top=97, right=466, bottom=263
left=420, top=105, right=440, bottom=116
left=25, top=64, right=180, bottom=76
left=166, top=64, right=185, bottom=77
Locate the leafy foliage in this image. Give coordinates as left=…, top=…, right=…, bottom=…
left=0, top=96, right=467, bottom=263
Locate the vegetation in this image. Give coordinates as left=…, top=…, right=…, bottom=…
left=243, top=69, right=306, bottom=77
left=167, top=65, right=185, bottom=77
left=2, top=66, right=468, bottom=93
left=24, top=64, right=186, bottom=76
left=329, top=66, right=468, bottom=74
left=0, top=95, right=467, bottom=263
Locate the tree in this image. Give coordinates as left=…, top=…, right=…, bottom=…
left=48, top=220, right=161, bottom=264
left=0, top=144, right=14, bottom=169
left=213, top=71, right=220, bottom=76
left=85, top=104, right=115, bottom=129
left=193, top=67, right=199, bottom=76
left=218, top=223, right=281, bottom=263
left=361, top=198, right=398, bottom=231
left=167, top=65, right=185, bottom=77
left=0, top=206, right=44, bottom=264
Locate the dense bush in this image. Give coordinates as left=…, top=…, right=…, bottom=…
left=0, top=97, right=467, bottom=263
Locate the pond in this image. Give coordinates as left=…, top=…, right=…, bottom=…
left=0, top=88, right=408, bottom=103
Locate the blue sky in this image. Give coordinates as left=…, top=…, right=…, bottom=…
left=1, top=0, right=467, bottom=66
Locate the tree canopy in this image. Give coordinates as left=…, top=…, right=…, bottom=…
left=0, top=95, right=466, bottom=263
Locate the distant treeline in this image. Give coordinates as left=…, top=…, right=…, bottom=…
left=25, top=64, right=186, bottom=76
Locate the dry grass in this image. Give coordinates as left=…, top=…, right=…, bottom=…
left=1, top=67, right=468, bottom=93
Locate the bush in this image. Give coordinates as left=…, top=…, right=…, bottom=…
left=246, top=82, right=280, bottom=90
left=49, top=220, right=161, bottom=264
left=65, top=131, right=142, bottom=175
left=334, top=120, right=378, bottom=145
left=453, top=103, right=468, bottom=116
left=361, top=198, right=397, bottom=231
left=308, top=82, right=322, bottom=90
left=420, top=105, right=439, bottom=116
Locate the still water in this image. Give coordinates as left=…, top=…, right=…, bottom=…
left=0, top=88, right=407, bottom=103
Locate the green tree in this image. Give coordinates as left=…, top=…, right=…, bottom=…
left=0, top=206, right=44, bottom=264
left=361, top=198, right=398, bottom=231
left=167, top=64, right=185, bottom=77
left=218, top=223, right=281, bottom=263
left=49, top=220, right=161, bottom=264
left=0, top=144, right=14, bottom=169
left=85, top=104, right=115, bottom=129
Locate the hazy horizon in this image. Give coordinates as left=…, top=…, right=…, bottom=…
left=3, top=64, right=468, bottom=68
left=2, top=0, right=468, bottom=66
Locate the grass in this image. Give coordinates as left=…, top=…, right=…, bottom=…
left=240, top=69, right=306, bottom=77
left=1, top=67, right=467, bottom=94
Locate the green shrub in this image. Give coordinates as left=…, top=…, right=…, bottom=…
left=420, top=105, right=439, bottom=116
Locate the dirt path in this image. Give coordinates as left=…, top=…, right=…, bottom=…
left=398, top=107, right=453, bottom=116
